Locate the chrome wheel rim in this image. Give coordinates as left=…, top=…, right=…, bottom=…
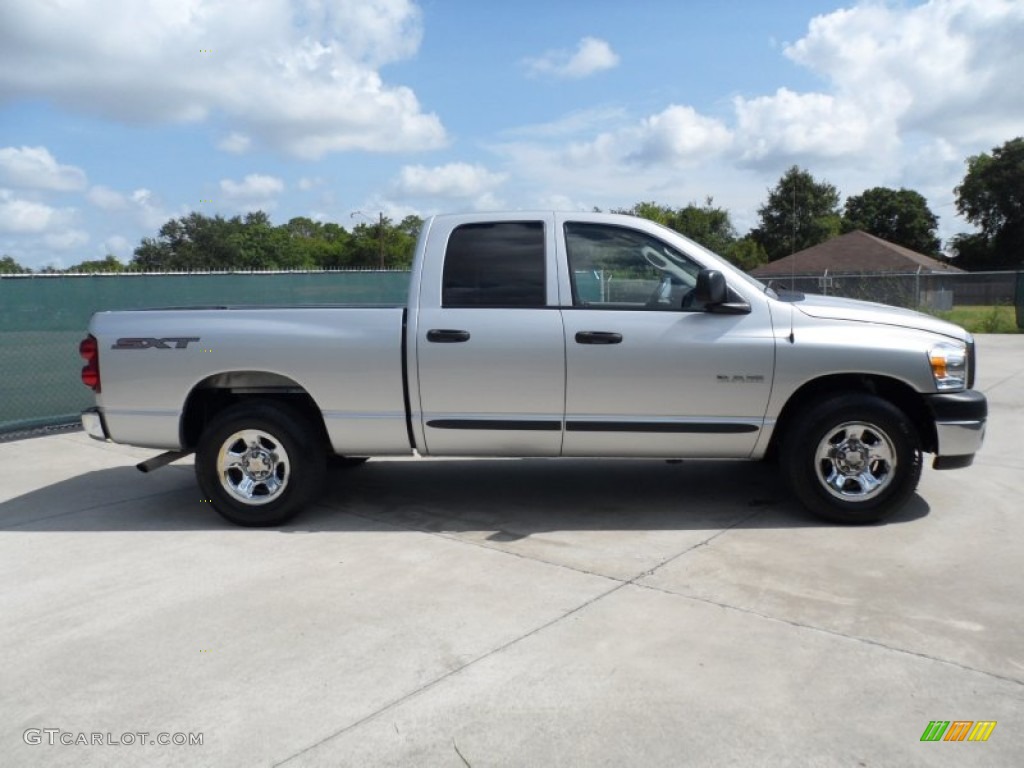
left=814, top=421, right=897, bottom=502
left=217, top=429, right=290, bottom=506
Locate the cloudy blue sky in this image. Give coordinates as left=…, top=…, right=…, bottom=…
left=1, top=0, right=1022, bottom=269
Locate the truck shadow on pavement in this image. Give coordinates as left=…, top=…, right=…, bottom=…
left=0, top=457, right=930, bottom=532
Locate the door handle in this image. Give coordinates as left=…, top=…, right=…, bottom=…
left=427, top=329, right=471, bottom=343
left=575, top=331, right=623, bottom=345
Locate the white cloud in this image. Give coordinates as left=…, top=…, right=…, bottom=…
left=537, top=193, right=590, bottom=212
left=631, top=106, right=734, bottom=165
left=43, top=229, right=89, bottom=251
left=217, top=132, right=251, bottom=154
left=356, top=197, right=424, bottom=224
left=87, top=185, right=128, bottom=210
left=91, top=184, right=179, bottom=230
left=0, top=0, right=446, bottom=158
left=733, top=0, right=1024, bottom=172
left=526, top=37, right=620, bottom=79
left=0, top=189, right=57, bottom=233
left=504, top=107, right=629, bottom=140
left=540, top=105, right=732, bottom=170
left=219, top=174, right=285, bottom=209
left=0, top=189, right=88, bottom=262
left=785, top=0, right=1024, bottom=141
left=395, top=163, right=505, bottom=201
left=103, top=235, right=132, bottom=256
left=0, top=146, right=87, bottom=191
left=733, top=88, right=887, bottom=167
left=130, top=188, right=175, bottom=229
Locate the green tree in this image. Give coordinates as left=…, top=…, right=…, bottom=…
left=948, top=233, right=993, bottom=271
left=316, top=222, right=355, bottom=269
left=131, top=237, right=170, bottom=270
left=0, top=255, right=31, bottom=274
left=278, top=217, right=329, bottom=269
left=628, top=199, right=736, bottom=254
left=132, top=212, right=242, bottom=271
left=724, top=236, right=769, bottom=272
left=624, top=200, right=767, bottom=271
left=389, top=215, right=424, bottom=269
left=67, top=254, right=126, bottom=273
left=751, top=166, right=841, bottom=261
left=229, top=211, right=281, bottom=270
left=347, top=219, right=387, bottom=268
left=842, top=187, right=940, bottom=255
left=283, top=216, right=321, bottom=240
left=953, top=137, right=1024, bottom=270
left=345, top=214, right=423, bottom=269
left=131, top=210, right=421, bottom=272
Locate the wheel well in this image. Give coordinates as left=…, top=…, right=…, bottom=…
left=180, top=372, right=330, bottom=451
left=767, top=374, right=936, bottom=459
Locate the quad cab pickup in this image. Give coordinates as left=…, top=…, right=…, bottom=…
left=79, top=212, right=987, bottom=526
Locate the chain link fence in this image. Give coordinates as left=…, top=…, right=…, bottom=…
left=772, top=270, right=1023, bottom=331
left=0, top=270, right=409, bottom=436
left=768, top=269, right=1017, bottom=308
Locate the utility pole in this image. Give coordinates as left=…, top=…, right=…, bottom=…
left=792, top=185, right=797, bottom=256
left=378, top=211, right=385, bottom=270
left=791, top=185, right=797, bottom=290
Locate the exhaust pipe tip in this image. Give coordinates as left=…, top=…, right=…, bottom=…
left=136, top=450, right=192, bottom=473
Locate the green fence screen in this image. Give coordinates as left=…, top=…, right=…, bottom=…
left=0, top=271, right=410, bottom=434
left=4, top=268, right=1022, bottom=437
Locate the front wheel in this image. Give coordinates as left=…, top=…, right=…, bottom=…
left=195, top=400, right=326, bottom=527
left=782, top=394, right=922, bottom=524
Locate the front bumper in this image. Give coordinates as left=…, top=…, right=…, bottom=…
left=81, top=407, right=110, bottom=441
left=925, top=390, right=987, bottom=469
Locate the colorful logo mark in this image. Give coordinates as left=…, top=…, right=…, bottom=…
left=921, top=721, right=996, bottom=742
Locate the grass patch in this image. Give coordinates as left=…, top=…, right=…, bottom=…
left=922, top=304, right=1021, bottom=334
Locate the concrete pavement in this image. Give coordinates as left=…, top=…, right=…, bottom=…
left=1, top=335, right=1022, bottom=766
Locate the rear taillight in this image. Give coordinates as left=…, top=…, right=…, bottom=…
left=80, top=334, right=100, bottom=391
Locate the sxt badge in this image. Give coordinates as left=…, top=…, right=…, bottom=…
left=112, top=337, right=200, bottom=350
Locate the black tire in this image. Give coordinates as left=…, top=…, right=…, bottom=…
left=781, top=393, right=922, bottom=524
left=195, top=400, right=326, bottom=527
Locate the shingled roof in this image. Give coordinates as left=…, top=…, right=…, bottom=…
left=750, top=230, right=963, bottom=277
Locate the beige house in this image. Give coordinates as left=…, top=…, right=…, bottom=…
left=751, top=230, right=963, bottom=278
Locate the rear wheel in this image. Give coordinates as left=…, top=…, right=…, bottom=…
left=782, top=393, right=922, bottom=524
left=196, top=400, right=326, bottom=527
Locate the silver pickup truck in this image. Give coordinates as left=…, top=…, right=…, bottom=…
left=79, top=212, right=987, bottom=527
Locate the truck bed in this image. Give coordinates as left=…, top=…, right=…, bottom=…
left=90, top=306, right=412, bottom=455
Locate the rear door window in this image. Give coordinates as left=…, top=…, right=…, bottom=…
left=442, top=222, right=546, bottom=308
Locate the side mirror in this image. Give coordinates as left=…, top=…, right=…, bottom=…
left=692, top=269, right=751, bottom=314
left=695, top=270, right=727, bottom=305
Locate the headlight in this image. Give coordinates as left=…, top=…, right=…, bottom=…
left=929, top=343, right=968, bottom=391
